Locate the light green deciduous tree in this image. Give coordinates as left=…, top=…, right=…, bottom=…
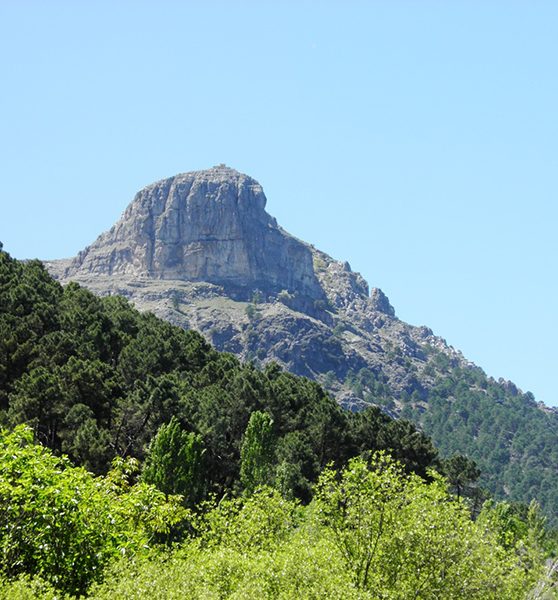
left=142, top=417, right=205, bottom=506
left=240, top=411, right=275, bottom=494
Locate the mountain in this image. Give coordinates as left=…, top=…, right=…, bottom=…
left=45, top=165, right=558, bottom=517
left=45, top=165, right=450, bottom=410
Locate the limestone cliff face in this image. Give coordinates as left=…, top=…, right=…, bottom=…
left=65, top=165, right=324, bottom=303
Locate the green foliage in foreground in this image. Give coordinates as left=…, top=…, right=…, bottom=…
left=313, top=455, right=538, bottom=598
left=0, top=426, right=188, bottom=596
left=0, top=430, right=556, bottom=599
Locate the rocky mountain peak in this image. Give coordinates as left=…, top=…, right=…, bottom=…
left=63, top=166, right=326, bottom=304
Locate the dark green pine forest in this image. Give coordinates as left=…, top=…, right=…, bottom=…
left=344, top=332, right=558, bottom=522
left=0, top=243, right=557, bottom=598
left=0, top=246, right=437, bottom=496
left=412, top=363, right=558, bottom=518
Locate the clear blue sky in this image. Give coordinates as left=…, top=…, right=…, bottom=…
left=1, top=2, right=557, bottom=405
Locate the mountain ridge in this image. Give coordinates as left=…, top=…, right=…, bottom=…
left=46, top=165, right=463, bottom=410
left=44, top=165, right=544, bottom=411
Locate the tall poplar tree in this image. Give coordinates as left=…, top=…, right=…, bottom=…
left=240, top=411, right=275, bottom=494
left=142, top=417, right=205, bottom=505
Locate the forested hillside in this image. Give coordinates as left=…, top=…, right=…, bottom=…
left=404, top=362, right=558, bottom=521
left=0, top=244, right=557, bottom=598
left=341, top=351, right=558, bottom=520
left=0, top=244, right=437, bottom=498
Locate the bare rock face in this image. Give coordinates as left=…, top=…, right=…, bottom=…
left=65, top=165, right=324, bottom=303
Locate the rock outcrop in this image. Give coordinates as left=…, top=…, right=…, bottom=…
left=64, top=165, right=325, bottom=308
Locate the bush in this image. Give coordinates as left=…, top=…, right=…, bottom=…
left=0, top=427, right=189, bottom=596
left=313, top=453, right=538, bottom=598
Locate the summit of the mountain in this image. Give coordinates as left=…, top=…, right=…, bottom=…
left=45, top=166, right=460, bottom=410
left=62, top=165, right=325, bottom=306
